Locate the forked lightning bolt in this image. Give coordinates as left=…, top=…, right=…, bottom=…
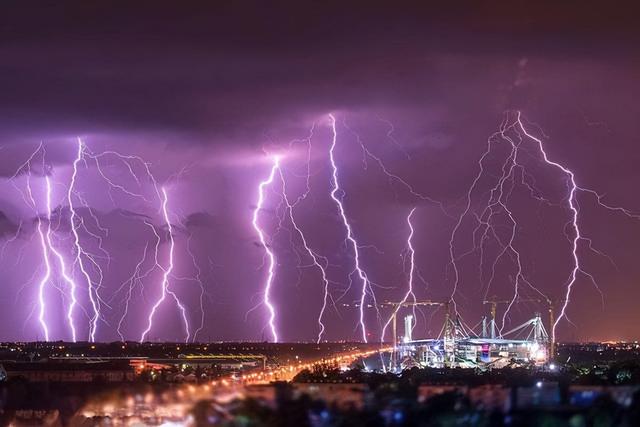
left=82, top=143, right=194, bottom=342
left=328, top=114, right=375, bottom=342
left=12, top=145, right=79, bottom=341
left=514, top=113, right=586, bottom=341
left=344, top=118, right=446, bottom=210
left=16, top=146, right=53, bottom=341
left=68, top=138, right=102, bottom=341
left=35, top=186, right=53, bottom=341
left=140, top=188, right=190, bottom=342
left=277, top=164, right=331, bottom=343
left=447, top=113, right=552, bottom=328
left=44, top=176, right=80, bottom=342
left=251, top=155, right=281, bottom=342
left=381, top=208, right=417, bottom=342
left=450, top=110, right=638, bottom=342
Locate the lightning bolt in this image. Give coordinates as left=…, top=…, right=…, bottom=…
left=502, top=112, right=614, bottom=339
left=81, top=143, right=188, bottom=342
left=0, top=220, right=23, bottom=264
left=450, top=110, right=637, bottom=342
left=513, top=112, right=586, bottom=341
left=12, top=145, right=80, bottom=341
left=447, top=122, right=500, bottom=313
left=35, top=190, right=52, bottom=341
left=447, top=113, right=552, bottom=327
left=381, top=207, right=417, bottom=342
left=343, top=118, right=446, bottom=210
left=11, top=144, right=51, bottom=341
left=140, top=187, right=190, bottom=342
left=185, top=233, right=207, bottom=343
left=327, top=114, right=375, bottom=342
left=67, top=139, right=164, bottom=341
left=276, top=164, right=331, bottom=343
left=83, top=149, right=162, bottom=205
left=251, top=155, right=281, bottom=343
left=11, top=140, right=197, bottom=342
left=44, top=176, right=79, bottom=342
left=283, top=123, right=341, bottom=342
left=340, top=116, right=446, bottom=343
left=68, top=138, right=102, bottom=341
left=376, top=115, right=412, bottom=160
left=480, top=119, right=545, bottom=332
left=115, top=241, right=151, bottom=341
left=159, top=207, right=209, bottom=343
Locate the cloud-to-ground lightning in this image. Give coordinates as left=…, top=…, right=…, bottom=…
left=276, top=163, right=331, bottom=343
left=43, top=176, right=79, bottom=342
left=184, top=233, right=207, bottom=342
left=341, top=116, right=449, bottom=343
left=482, top=120, right=547, bottom=332
left=11, top=144, right=81, bottom=341
left=68, top=138, right=102, bottom=341
left=447, top=120, right=507, bottom=314
left=8, top=139, right=161, bottom=342
left=514, top=115, right=640, bottom=339
left=3, top=138, right=204, bottom=342
left=35, top=190, right=53, bottom=342
left=327, top=114, right=376, bottom=342
left=6, top=110, right=640, bottom=345
left=140, top=187, right=190, bottom=342
left=115, top=241, right=151, bottom=341
left=381, top=207, right=418, bottom=343
left=251, top=155, right=281, bottom=342
left=446, top=113, right=554, bottom=327
left=448, top=110, right=640, bottom=343
left=80, top=142, right=197, bottom=342
left=513, top=112, right=586, bottom=341
left=156, top=205, right=210, bottom=343
left=11, top=144, right=52, bottom=341
left=282, top=123, right=342, bottom=342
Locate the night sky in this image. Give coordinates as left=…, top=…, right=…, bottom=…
left=1, top=1, right=639, bottom=342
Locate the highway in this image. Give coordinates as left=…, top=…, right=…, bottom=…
left=76, top=347, right=390, bottom=425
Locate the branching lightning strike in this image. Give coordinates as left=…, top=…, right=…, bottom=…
left=140, top=187, right=190, bottom=342
left=381, top=208, right=418, bottom=342
left=327, top=114, right=375, bottom=342
left=252, top=155, right=281, bottom=343
left=449, top=110, right=638, bottom=342
left=277, top=165, right=331, bottom=343
left=68, top=139, right=102, bottom=341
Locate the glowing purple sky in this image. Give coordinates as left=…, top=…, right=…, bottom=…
left=0, top=2, right=639, bottom=342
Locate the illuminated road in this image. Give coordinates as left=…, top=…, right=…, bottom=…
left=76, top=347, right=390, bottom=425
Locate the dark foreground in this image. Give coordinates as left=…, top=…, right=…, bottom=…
left=1, top=341, right=640, bottom=426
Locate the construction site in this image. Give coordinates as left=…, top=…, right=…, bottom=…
left=380, top=299, right=559, bottom=371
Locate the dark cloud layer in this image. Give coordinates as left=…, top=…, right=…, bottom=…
left=1, top=1, right=638, bottom=141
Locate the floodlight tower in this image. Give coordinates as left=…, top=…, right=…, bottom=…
left=483, top=298, right=511, bottom=338
left=442, top=301, right=455, bottom=368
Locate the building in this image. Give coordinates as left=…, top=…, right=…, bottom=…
left=293, top=383, right=370, bottom=409
left=0, top=360, right=136, bottom=383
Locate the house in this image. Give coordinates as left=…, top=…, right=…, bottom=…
left=293, top=383, right=369, bottom=409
